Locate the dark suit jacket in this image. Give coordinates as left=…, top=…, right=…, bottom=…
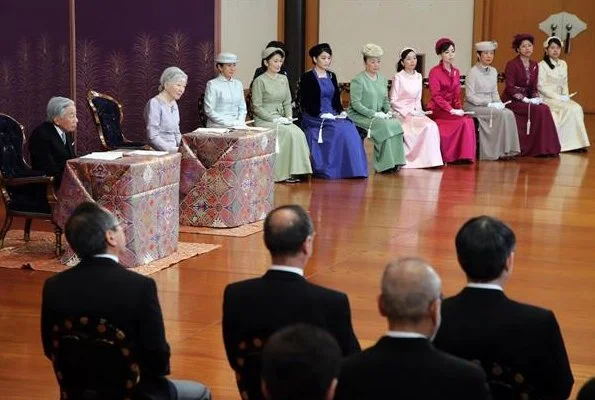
left=41, top=257, right=172, bottom=400
left=298, top=69, right=343, bottom=117
left=434, top=287, right=574, bottom=399
left=334, top=337, right=491, bottom=400
left=28, top=121, right=75, bottom=186
left=222, top=269, right=361, bottom=400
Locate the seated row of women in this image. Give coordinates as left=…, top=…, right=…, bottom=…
left=144, top=33, right=589, bottom=183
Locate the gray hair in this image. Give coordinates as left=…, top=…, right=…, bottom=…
left=46, top=96, right=75, bottom=122
left=65, top=202, right=120, bottom=259
left=380, top=257, right=442, bottom=323
left=159, top=66, right=188, bottom=92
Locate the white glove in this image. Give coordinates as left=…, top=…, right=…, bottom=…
left=320, top=113, right=336, bottom=120
left=488, top=102, right=505, bottom=110
left=449, top=109, right=465, bottom=117
left=522, top=97, right=531, bottom=104
left=274, top=117, right=290, bottom=124
left=338, top=111, right=348, bottom=118
left=412, top=109, right=426, bottom=116
left=530, top=97, right=542, bottom=105
left=559, top=95, right=570, bottom=102
left=385, top=111, right=393, bottom=119
left=373, top=111, right=386, bottom=119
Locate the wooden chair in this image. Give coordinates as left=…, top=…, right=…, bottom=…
left=50, top=316, right=140, bottom=400
left=471, top=359, right=535, bottom=400
left=87, top=90, right=148, bottom=151
left=0, top=114, right=62, bottom=255
left=232, top=335, right=267, bottom=400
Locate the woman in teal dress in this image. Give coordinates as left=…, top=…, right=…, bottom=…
left=251, top=47, right=312, bottom=183
left=347, top=43, right=405, bottom=173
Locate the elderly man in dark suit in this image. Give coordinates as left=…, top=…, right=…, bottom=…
left=28, top=96, right=77, bottom=186
left=434, top=215, right=574, bottom=400
left=222, top=204, right=360, bottom=400
left=41, top=202, right=210, bottom=400
left=335, top=257, right=490, bottom=400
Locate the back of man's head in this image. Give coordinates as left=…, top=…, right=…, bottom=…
left=65, top=202, right=118, bottom=259
left=578, top=378, right=595, bottom=400
left=261, top=324, right=341, bottom=400
left=455, top=215, right=516, bottom=282
left=264, top=205, right=313, bottom=258
left=380, top=257, right=442, bottom=324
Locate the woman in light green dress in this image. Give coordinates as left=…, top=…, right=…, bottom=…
left=251, top=47, right=312, bottom=182
left=348, top=43, right=405, bottom=172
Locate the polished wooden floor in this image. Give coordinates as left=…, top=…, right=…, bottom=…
left=2, top=115, right=594, bottom=399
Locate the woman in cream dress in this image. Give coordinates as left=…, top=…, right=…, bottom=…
left=389, top=47, right=443, bottom=168
left=538, top=36, right=589, bottom=152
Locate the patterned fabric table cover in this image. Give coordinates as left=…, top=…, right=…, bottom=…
left=54, top=153, right=181, bottom=267
left=179, top=129, right=275, bottom=227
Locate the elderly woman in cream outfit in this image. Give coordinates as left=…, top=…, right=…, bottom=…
left=204, top=52, right=247, bottom=128
left=538, top=36, right=589, bottom=152
left=144, top=66, right=187, bottom=151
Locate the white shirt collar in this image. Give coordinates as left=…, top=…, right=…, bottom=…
left=269, top=265, right=304, bottom=276
left=217, top=74, right=235, bottom=82
left=466, top=282, right=504, bottom=291
left=385, top=331, right=427, bottom=339
left=93, top=253, right=120, bottom=263
left=53, top=124, right=66, bottom=140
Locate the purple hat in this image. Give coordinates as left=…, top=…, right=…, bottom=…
left=435, top=38, right=455, bottom=55
left=512, top=33, right=535, bottom=49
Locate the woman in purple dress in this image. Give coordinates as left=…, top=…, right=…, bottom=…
left=501, top=33, right=560, bottom=156
left=298, top=43, right=368, bottom=179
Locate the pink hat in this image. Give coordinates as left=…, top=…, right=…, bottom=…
left=435, top=38, right=455, bottom=55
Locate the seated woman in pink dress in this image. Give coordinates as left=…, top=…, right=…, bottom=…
left=502, top=33, right=560, bottom=157
left=389, top=47, right=443, bottom=168
left=427, top=38, right=476, bottom=163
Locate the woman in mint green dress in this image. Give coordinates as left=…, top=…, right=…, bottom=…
left=348, top=43, right=405, bottom=173
left=251, top=47, right=312, bottom=183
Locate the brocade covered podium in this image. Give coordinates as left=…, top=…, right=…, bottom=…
left=54, top=153, right=181, bottom=267
left=179, top=128, right=275, bottom=227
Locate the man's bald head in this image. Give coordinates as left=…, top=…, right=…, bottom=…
left=264, top=205, right=314, bottom=258
left=380, top=257, right=442, bottom=323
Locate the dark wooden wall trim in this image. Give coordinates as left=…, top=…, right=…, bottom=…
left=304, top=0, right=319, bottom=70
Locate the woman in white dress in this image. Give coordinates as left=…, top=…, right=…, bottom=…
left=538, top=36, right=589, bottom=152
left=464, top=41, right=520, bottom=160
left=389, top=47, right=443, bottom=168
left=204, top=52, right=247, bottom=128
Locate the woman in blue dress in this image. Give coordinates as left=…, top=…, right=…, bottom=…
left=298, top=43, right=368, bottom=179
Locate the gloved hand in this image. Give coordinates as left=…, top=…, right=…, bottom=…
left=559, top=95, right=570, bottom=102
left=488, top=102, right=505, bottom=110
left=530, top=97, right=543, bottom=105
left=320, top=113, right=336, bottom=120
left=522, top=97, right=531, bottom=104
left=338, top=111, right=348, bottom=118
left=373, top=111, right=387, bottom=119
left=449, top=109, right=465, bottom=117
left=275, top=117, right=290, bottom=124
left=414, top=109, right=427, bottom=116
left=384, top=111, right=393, bottom=119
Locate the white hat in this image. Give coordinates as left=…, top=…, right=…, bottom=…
left=215, top=52, right=238, bottom=64
left=543, top=36, right=564, bottom=48
left=362, top=43, right=383, bottom=58
left=475, top=41, right=498, bottom=52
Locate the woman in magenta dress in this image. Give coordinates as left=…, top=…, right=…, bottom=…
left=501, top=33, right=560, bottom=157
left=427, top=38, right=476, bottom=163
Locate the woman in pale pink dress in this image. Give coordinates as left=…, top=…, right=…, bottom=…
left=390, top=47, right=443, bottom=168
